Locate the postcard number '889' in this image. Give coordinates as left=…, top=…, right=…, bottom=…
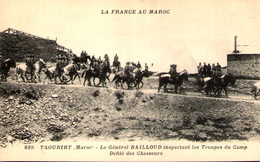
left=24, top=145, right=34, bottom=150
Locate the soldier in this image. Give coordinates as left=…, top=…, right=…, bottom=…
left=137, top=61, right=141, bottom=70
left=98, top=57, right=102, bottom=64
left=202, top=62, right=207, bottom=76
left=124, top=62, right=131, bottom=77
left=212, top=63, right=216, bottom=76
left=82, top=59, right=90, bottom=70
left=169, top=64, right=178, bottom=81
left=145, top=63, right=149, bottom=72
left=90, top=55, right=96, bottom=69
left=104, top=54, right=110, bottom=67
left=197, top=62, right=203, bottom=74
left=216, top=62, right=221, bottom=71
left=207, top=63, right=212, bottom=76
left=114, top=54, right=118, bottom=62
left=93, top=59, right=100, bottom=73
left=104, top=54, right=109, bottom=60
left=56, top=54, right=64, bottom=77
left=113, top=54, right=120, bottom=71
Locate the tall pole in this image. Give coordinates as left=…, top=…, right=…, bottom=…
left=233, top=35, right=239, bottom=53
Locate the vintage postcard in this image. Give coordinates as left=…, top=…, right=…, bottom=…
left=0, top=0, right=260, bottom=161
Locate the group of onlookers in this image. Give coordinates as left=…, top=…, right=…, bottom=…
left=197, top=62, right=222, bottom=77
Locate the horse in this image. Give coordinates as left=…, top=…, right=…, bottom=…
left=133, top=69, right=146, bottom=90
left=203, top=76, right=221, bottom=96
left=112, top=70, right=136, bottom=90
left=218, top=74, right=236, bottom=97
left=16, top=59, right=46, bottom=82
left=43, top=66, right=57, bottom=83
left=251, top=81, right=260, bottom=100
left=158, top=71, right=189, bottom=93
left=93, top=62, right=110, bottom=87
left=111, top=71, right=125, bottom=89
left=62, top=63, right=81, bottom=84
left=195, top=73, right=205, bottom=92
left=34, top=59, right=47, bottom=82
left=203, top=74, right=236, bottom=97
left=0, top=58, right=16, bottom=82
left=81, top=68, right=93, bottom=86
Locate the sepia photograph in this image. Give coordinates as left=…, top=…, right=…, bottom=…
left=0, top=0, right=260, bottom=161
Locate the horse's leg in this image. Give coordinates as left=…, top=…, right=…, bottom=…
left=77, top=73, right=81, bottom=84
left=24, top=72, right=29, bottom=82
left=20, top=73, right=25, bottom=82
left=163, top=83, right=167, bottom=93
left=83, top=77, right=86, bottom=86
left=136, top=81, right=139, bottom=90
left=107, top=73, right=111, bottom=83
left=140, top=81, right=144, bottom=89
left=224, top=87, right=228, bottom=97
left=158, top=84, right=162, bottom=92
left=70, top=74, right=74, bottom=84
left=175, top=85, right=178, bottom=93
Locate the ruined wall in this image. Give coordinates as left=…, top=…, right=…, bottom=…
left=227, top=54, right=260, bottom=79
left=0, top=32, right=59, bottom=62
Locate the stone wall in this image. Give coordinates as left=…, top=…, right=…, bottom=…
left=0, top=32, right=61, bottom=62
left=227, top=54, right=260, bottom=79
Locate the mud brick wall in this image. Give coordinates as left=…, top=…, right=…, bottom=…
left=227, top=54, right=260, bottom=79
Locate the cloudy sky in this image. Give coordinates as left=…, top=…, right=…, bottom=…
left=1, top=0, right=260, bottom=72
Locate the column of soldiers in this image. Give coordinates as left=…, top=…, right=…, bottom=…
left=197, top=62, right=222, bottom=77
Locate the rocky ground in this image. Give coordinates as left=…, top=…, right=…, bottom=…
left=0, top=77, right=260, bottom=148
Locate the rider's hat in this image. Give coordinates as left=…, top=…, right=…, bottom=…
left=170, top=64, right=177, bottom=68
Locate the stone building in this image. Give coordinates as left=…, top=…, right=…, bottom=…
left=227, top=53, right=260, bottom=79
left=0, top=28, right=72, bottom=62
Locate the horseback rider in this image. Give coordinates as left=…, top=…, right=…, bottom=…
left=93, top=59, right=100, bottom=74
left=206, top=63, right=212, bottom=76
left=202, top=62, right=207, bottom=76
left=216, top=62, right=221, bottom=72
left=137, top=61, right=141, bottom=70
left=56, top=54, right=64, bottom=77
left=25, top=54, right=36, bottom=73
left=81, top=58, right=90, bottom=70
left=144, top=63, right=149, bottom=72
left=90, top=55, right=96, bottom=68
left=124, top=62, right=132, bottom=78
left=113, top=54, right=120, bottom=71
left=169, top=64, right=178, bottom=81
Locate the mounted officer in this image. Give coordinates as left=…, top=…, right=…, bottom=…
left=137, top=61, right=141, bottom=70
left=113, top=54, right=120, bottom=71
left=25, top=53, right=36, bottom=73
left=56, top=54, right=64, bottom=77
left=169, top=64, right=178, bottom=81
left=124, top=62, right=132, bottom=78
